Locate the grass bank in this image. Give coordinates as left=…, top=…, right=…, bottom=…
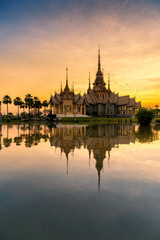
left=1, top=117, right=159, bottom=125
left=61, top=117, right=137, bottom=124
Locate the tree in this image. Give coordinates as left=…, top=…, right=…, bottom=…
left=3, top=95, right=12, bottom=115
left=42, top=100, right=48, bottom=115
left=33, top=97, right=42, bottom=117
left=20, top=101, right=25, bottom=114
left=136, top=108, right=155, bottom=126
left=24, top=94, right=33, bottom=116
left=13, top=97, right=22, bottom=116
left=155, top=105, right=159, bottom=117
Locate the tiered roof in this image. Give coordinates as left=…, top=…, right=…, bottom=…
left=49, top=49, right=141, bottom=109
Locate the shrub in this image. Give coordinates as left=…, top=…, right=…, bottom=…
left=136, top=108, right=155, bottom=126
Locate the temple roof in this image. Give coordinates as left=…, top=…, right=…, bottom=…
left=117, top=95, right=130, bottom=105
left=134, top=102, right=141, bottom=109
left=93, top=49, right=106, bottom=91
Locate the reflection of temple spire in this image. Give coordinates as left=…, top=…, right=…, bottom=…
left=64, top=150, right=70, bottom=175
left=89, top=149, right=91, bottom=168
left=66, top=155, right=69, bottom=175
left=95, top=154, right=104, bottom=194
left=108, top=150, right=110, bottom=168
left=98, top=168, right=101, bottom=194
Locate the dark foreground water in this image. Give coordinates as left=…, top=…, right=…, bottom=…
left=0, top=123, right=160, bottom=240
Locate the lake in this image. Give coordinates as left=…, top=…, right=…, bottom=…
left=0, top=123, right=160, bottom=240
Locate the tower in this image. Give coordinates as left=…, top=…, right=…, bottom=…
left=63, top=67, right=70, bottom=93
left=108, top=73, right=110, bottom=90
left=87, top=72, right=91, bottom=93
left=93, top=48, right=106, bottom=91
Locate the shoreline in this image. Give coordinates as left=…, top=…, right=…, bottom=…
left=1, top=117, right=159, bottom=125
left=1, top=117, right=137, bottom=124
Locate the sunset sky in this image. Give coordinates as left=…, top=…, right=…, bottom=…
left=0, top=0, right=160, bottom=113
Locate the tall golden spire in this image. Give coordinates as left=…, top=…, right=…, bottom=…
left=89, top=72, right=91, bottom=89
left=60, top=81, right=62, bottom=94
left=87, top=72, right=91, bottom=93
left=66, top=67, right=69, bottom=88
left=108, top=73, right=110, bottom=90
left=64, top=67, right=70, bottom=92
left=98, top=48, right=101, bottom=71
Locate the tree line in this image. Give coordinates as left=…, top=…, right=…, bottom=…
left=1, top=94, right=49, bottom=116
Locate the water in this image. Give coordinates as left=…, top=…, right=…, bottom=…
left=0, top=123, right=160, bottom=240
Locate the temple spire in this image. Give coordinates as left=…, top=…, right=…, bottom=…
left=89, top=72, right=91, bottom=89
left=64, top=67, right=70, bottom=92
left=87, top=72, right=91, bottom=93
left=66, top=67, right=69, bottom=88
left=60, top=81, right=62, bottom=94
left=98, top=48, right=101, bottom=70
left=108, top=73, right=110, bottom=90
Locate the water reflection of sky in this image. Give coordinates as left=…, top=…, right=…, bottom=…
left=0, top=123, right=160, bottom=240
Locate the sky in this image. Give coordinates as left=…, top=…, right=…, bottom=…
left=0, top=0, right=160, bottom=113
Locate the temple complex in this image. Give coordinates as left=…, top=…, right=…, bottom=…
left=49, top=50, right=141, bottom=117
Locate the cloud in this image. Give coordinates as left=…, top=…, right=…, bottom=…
left=0, top=0, right=160, bottom=110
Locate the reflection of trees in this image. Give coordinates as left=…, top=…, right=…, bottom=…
left=1, top=123, right=49, bottom=148
left=3, top=138, right=12, bottom=148
left=3, top=124, right=12, bottom=148
left=14, top=136, right=23, bottom=146
left=135, top=126, right=159, bottom=143
left=14, top=124, right=23, bottom=146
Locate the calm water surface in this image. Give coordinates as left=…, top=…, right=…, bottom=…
left=0, top=123, right=160, bottom=240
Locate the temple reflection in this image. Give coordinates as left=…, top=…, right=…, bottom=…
left=0, top=123, right=159, bottom=190
left=49, top=124, right=136, bottom=190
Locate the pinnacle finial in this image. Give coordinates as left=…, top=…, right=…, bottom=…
left=108, top=73, right=110, bottom=90
left=60, top=81, right=62, bottom=93
left=89, top=72, right=91, bottom=89
left=98, top=48, right=101, bottom=70
left=66, top=67, right=68, bottom=88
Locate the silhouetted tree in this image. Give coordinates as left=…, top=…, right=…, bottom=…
left=3, top=95, right=12, bottom=115
left=20, top=101, right=25, bottom=115
left=33, top=97, right=42, bottom=117
left=24, top=94, right=33, bottom=116
left=42, top=100, right=48, bottom=115
left=13, top=97, right=22, bottom=116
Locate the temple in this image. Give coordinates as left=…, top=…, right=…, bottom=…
left=49, top=49, right=141, bottom=117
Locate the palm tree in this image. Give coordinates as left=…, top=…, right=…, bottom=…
left=33, top=97, right=42, bottom=117
left=3, top=95, right=12, bottom=115
left=20, top=101, right=25, bottom=114
left=24, top=94, right=33, bottom=116
left=42, top=100, right=48, bottom=115
left=13, top=97, right=22, bottom=116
